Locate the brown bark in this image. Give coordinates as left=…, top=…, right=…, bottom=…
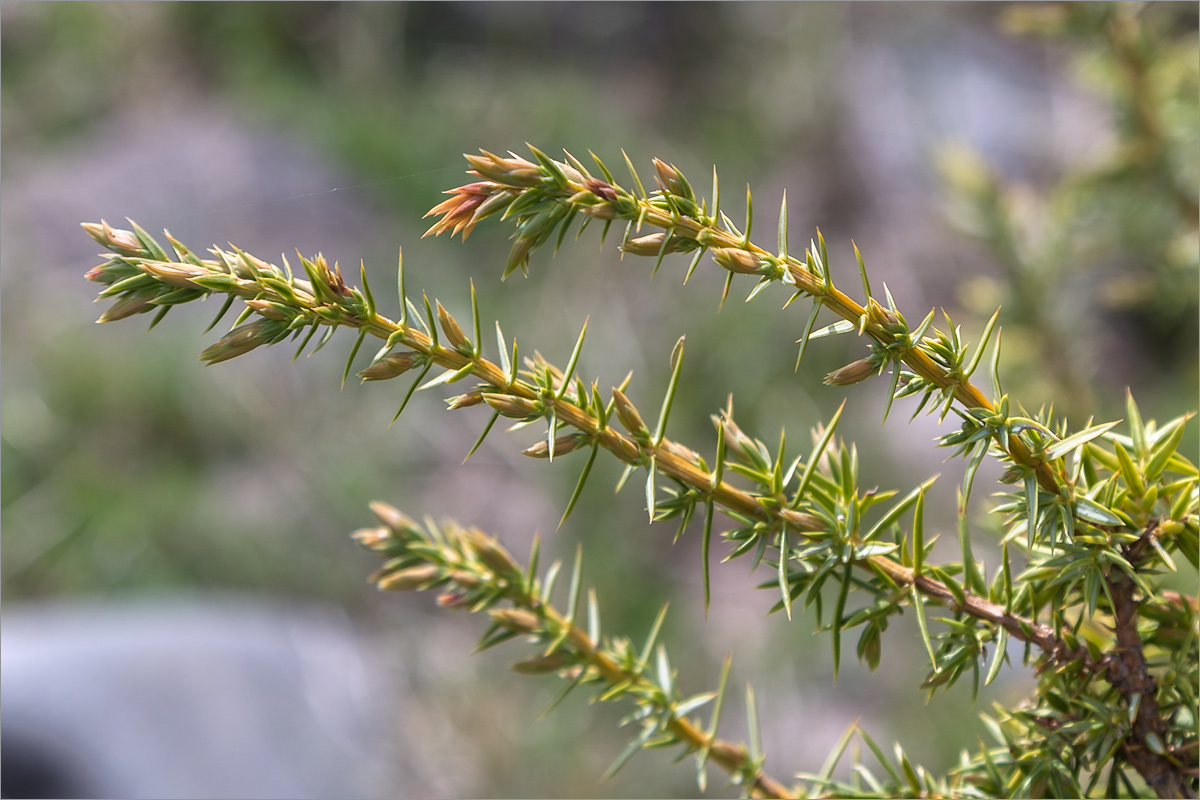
left=1103, top=530, right=1196, bottom=799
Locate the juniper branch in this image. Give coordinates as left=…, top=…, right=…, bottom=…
left=84, top=191, right=1197, bottom=797
left=354, top=503, right=794, bottom=799
left=1104, top=524, right=1196, bottom=799
left=423, top=147, right=1064, bottom=496
left=83, top=221, right=1102, bottom=678
left=82, top=220, right=827, bottom=532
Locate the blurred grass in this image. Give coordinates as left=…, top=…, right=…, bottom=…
left=2, top=3, right=1196, bottom=797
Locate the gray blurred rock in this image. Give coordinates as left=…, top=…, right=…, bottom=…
left=2, top=594, right=400, bottom=799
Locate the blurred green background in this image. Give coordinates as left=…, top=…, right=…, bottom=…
left=2, top=2, right=1196, bottom=798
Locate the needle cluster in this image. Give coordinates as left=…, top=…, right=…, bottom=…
left=83, top=148, right=1196, bottom=795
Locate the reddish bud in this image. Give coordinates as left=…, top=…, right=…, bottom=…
left=584, top=177, right=619, bottom=202
left=436, top=591, right=471, bottom=609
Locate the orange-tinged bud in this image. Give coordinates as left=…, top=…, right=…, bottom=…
left=612, top=388, right=647, bottom=435
left=436, top=591, right=471, bottom=609
left=522, top=434, right=587, bottom=459
left=482, top=393, right=542, bottom=419
left=81, top=222, right=110, bottom=248
left=436, top=301, right=471, bottom=352
left=244, top=299, right=290, bottom=320
left=199, top=319, right=274, bottom=365
left=489, top=607, right=541, bottom=633
left=358, top=352, right=419, bottom=382
left=351, top=526, right=393, bottom=551
left=375, top=564, right=440, bottom=591
left=369, top=501, right=419, bottom=534
left=238, top=250, right=275, bottom=277
left=556, top=158, right=585, bottom=185
left=462, top=528, right=520, bottom=576
left=620, top=233, right=665, bottom=256
left=584, top=177, right=619, bottom=202
left=1162, top=590, right=1199, bottom=613
left=446, top=388, right=485, bottom=410
left=580, top=203, right=618, bottom=220
left=85, top=261, right=122, bottom=285
left=711, top=247, right=762, bottom=274
left=823, top=358, right=879, bottom=386
left=653, top=157, right=685, bottom=195
left=620, top=233, right=687, bottom=257
left=866, top=298, right=901, bottom=331
left=719, top=416, right=762, bottom=467
left=97, top=294, right=154, bottom=322
left=445, top=568, right=482, bottom=588
left=511, top=652, right=574, bottom=675
left=423, top=183, right=496, bottom=239
left=85, top=220, right=144, bottom=257
left=140, top=260, right=205, bottom=290
left=465, top=150, right=541, bottom=187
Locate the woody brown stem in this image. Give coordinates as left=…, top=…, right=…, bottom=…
left=1103, top=527, right=1196, bottom=799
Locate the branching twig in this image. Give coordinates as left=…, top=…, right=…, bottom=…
left=83, top=221, right=1101, bottom=679
left=1105, top=525, right=1196, bottom=800
left=355, top=504, right=794, bottom=798
left=82, top=135, right=1198, bottom=797
left=424, top=149, right=1065, bottom=496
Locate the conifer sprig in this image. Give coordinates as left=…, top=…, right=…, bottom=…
left=354, top=503, right=793, bottom=798
left=423, top=147, right=1063, bottom=496
left=83, top=144, right=1198, bottom=796
left=83, top=220, right=1118, bottom=683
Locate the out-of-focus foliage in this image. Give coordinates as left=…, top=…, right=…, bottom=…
left=940, top=2, right=1198, bottom=422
